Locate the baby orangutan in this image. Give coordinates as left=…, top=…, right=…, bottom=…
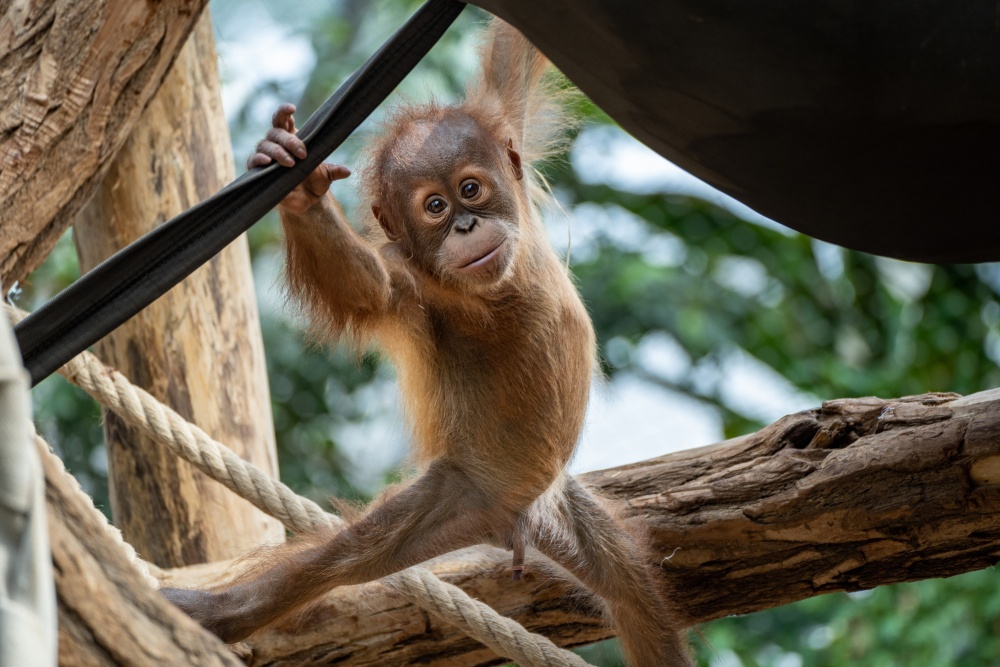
left=163, top=19, right=691, bottom=666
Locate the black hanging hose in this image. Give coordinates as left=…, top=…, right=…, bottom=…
left=15, top=0, right=465, bottom=387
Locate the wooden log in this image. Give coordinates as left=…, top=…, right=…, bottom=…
left=154, top=390, right=1000, bottom=666
left=593, top=390, right=1000, bottom=623
left=73, top=11, right=283, bottom=567
left=38, top=435, right=242, bottom=667
left=0, top=0, right=209, bottom=285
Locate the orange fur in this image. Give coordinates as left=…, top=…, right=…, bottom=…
left=163, top=19, right=690, bottom=665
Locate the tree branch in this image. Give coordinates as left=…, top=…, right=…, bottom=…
left=0, top=0, right=209, bottom=284
left=590, top=390, right=1000, bottom=623
left=150, top=390, right=1000, bottom=666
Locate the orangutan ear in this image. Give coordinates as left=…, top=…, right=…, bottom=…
left=372, top=204, right=401, bottom=241
left=506, top=138, right=523, bottom=181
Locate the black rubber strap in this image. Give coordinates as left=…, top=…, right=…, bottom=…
left=15, top=0, right=464, bottom=387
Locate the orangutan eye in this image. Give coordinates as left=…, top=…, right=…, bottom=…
left=425, top=197, right=448, bottom=215
left=460, top=180, right=481, bottom=199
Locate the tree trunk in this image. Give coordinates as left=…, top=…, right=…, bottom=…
left=151, top=390, right=1000, bottom=666
left=0, top=0, right=209, bottom=286
left=73, top=11, right=283, bottom=567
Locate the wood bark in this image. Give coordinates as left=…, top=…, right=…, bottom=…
left=152, top=390, right=1000, bottom=666
left=0, top=0, right=209, bottom=285
left=73, top=12, right=283, bottom=568
left=38, top=435, right=242, bottom=667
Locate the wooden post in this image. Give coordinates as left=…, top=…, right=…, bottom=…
left=73, top=11, right=283, bottom=567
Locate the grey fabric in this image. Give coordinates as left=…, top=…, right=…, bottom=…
left=0, top=298, right=56, bottom=666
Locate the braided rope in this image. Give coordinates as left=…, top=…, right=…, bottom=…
left=9, top=304, right=590, bottom=667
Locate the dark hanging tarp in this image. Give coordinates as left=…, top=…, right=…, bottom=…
left=475, top=0, right=1000, bottom=263
left=16, top=0, right=1000, bottom=385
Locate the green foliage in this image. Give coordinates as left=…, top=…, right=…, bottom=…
left=556, top=178, right=1000, bottom=440
left=32, top=373, right=109, bottom=510
left=259, top=312, right=381, bottom=504
left=697, top=567, right=1000, bottom=667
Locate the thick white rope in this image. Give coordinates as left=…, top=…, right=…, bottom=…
left=9, top=305, right=590, bottom=667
